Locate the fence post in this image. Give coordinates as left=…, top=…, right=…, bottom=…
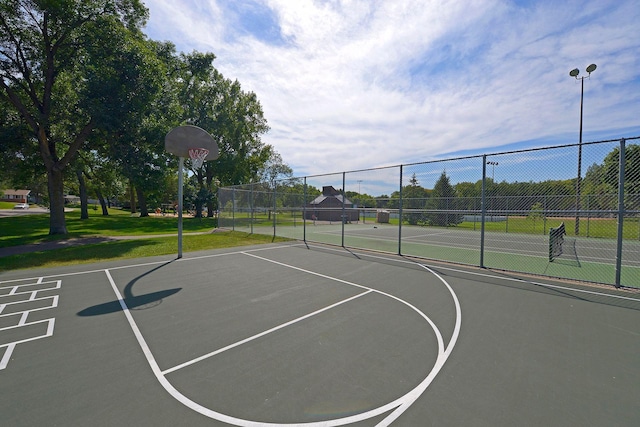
left=615, top=138, right=626, bottom=288
left=250, top=183, right=254, bottom=234
left=505, top=196, right=509, bottom=233
left=216, top=187, right=220, bottom=230
left=586, top=194, right=590, bottom=237
left=342, top=172, right=346, bottom=247
left=232, top=188, right=235, bottom=231
left=480, top=156, right=487, bottom=268
left=398, top=165, right=403, bottom=255
left=273, top=183, right=277, bottom=238
left=303, top=177, right=307, bottom=242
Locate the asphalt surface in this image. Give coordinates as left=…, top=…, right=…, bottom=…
left=1, top=243, right=639, bottom=426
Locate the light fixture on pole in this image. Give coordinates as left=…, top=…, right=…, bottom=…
left=569, top=63, right=597, bottom=236
left=486, top=161, right=498, bottom=182
left=486, top=161, right=498, bottom=221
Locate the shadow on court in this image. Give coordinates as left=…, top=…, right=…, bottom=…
left=77, top=260, right=181, bottom=316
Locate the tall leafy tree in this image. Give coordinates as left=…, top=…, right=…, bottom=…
left=258, top=150, right=293, bottom=219
left=174, top=52, right=271, bottom=217
left=398, top=173, right=429, bottom=225
left=425, top=171, right=462, bottom=226
left=600, top=143, right=640, bottom=211
left=106, top=40, right=179, bottom=216
left=0, top=0, right=152, bottom=233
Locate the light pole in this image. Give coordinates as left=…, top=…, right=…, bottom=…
left=569, top=63, right=597, bottom=236
left=487, top=161, right=498, bottom=182
left=486, top=161, right=498, bottom=221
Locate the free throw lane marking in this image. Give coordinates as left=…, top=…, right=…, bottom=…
left=104, top=248, right=461, bottom=426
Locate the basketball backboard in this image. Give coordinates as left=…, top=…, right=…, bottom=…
left=165, top=125, right=219, bottom=161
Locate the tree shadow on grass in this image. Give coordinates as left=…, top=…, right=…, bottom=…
left=78, top=260, right=181, bottom=316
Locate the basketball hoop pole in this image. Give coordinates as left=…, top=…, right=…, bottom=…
left=165, top=125, right=218, bottom=260
left=177, top=156, right=184, bottom=258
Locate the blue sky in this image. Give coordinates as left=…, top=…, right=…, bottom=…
left=143, top=0, right=640, bottom=185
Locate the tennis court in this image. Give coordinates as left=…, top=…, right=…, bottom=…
left=1, top=242, right=638, bottom=426
left=252, top=222, right=640, bottom=288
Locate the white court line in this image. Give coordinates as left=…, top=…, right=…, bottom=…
left=0, top=244, right=302, bottom=284
left=243, top=252, right=461, bottom=427
left=325, top=229, right=640, bottom=266
left=104, top=248, right=461, bottom=426
left=376, top=264, right=461, bottom=426
left=0, top=295, right=59, bottom=316
left=162, top=289, right=373, bottom=375
left=0, top=318, right=55, bottom=370
left=1, top=241, right=635, bottom=301
left=0, top=343, right=15, bottom=370
left=304, top=243, right=640, bottom=303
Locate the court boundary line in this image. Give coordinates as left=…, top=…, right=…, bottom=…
left=103, top=248, right=461, bottom=426
left=0, top=242, right=636, bottom=301
left=0, top=244, right=303, bottom=284
left=266, top=224, right=639, bottom=268
left=310, top=232, right=628, bottom=266
left=301, top=243, right=640, bottom=303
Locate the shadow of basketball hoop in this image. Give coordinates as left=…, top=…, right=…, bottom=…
left=78, top=262, right=181, bottom=316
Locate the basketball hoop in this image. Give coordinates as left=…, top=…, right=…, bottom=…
left=188, top=148, right=209, bottom=170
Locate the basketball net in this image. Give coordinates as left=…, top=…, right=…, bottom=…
left=188, top=148, right=209, bottom=170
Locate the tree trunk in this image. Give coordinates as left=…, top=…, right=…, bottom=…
left=194, top=199, right=203, bottom=218
left=205, top=171, right=216, bottom=217
left=76, top=169, right=89, bottom=220
left=47, top=167, right=68, bottom=234
left=129, top=180, right=136, bottom=214
left=95, top=189, right=109, bottom=215
left=136, top=185, right=149, bottom=217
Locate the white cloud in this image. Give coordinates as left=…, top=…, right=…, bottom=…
left=143, top=0, right=640, bottom=177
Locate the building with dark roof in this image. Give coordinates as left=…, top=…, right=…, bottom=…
left=306, top=186, right=359, bottom=222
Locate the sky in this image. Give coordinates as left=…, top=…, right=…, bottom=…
left=142, top=0, right=640, bottom=187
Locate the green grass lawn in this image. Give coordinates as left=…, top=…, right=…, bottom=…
left=0, top=201, right=32, bottom=209
left=1, top=207, right=219, bottom=246
left=221, top=211, right=640, bottom=240
left=458, top=215, right=640, bottom=239
left=0, top=208, right=290, bottom=272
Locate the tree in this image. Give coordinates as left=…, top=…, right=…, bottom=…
left=602, top=144, right=640, bottom=211
left=260, top=151, right=293, bottom=187
left=258, top=150, right=293, bottom=220
left=0, top=0, right=153, bottom=233
left=528, top=202, right=545, bottom=232
left=83, top=152, right=123, bottom=215
left=401, top=173, right=429, bottom=225
left=425, top=171, right=462, bottom=226
left=172, top=52, right=271, bottom=217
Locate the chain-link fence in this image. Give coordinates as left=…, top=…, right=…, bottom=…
left=218, top=137, right=640, bottom=288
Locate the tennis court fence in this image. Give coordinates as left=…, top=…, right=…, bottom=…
left=218, top=137, right=640, bottom=288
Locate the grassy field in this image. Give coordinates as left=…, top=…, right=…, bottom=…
left=0, top=201, right=28, bottom=209
left=0, top=208, right=290, bottom=272
left=222, top=211, right=640, bottom=239
left=1, top=207, right=219, bottom=246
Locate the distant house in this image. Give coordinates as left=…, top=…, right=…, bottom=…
left=0, top=189, right=30, bottom=204
left=306, top=186, right=359, bottom=222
